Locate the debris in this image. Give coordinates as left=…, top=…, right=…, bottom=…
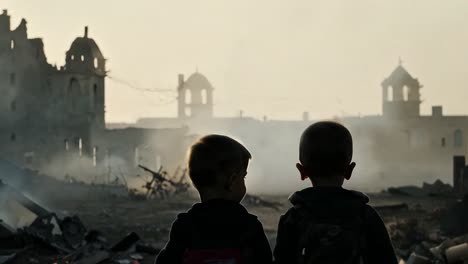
left=0, top=179, right=49, bottom=217
left=0, top=253, right=15, bottom=264
left=0, top=179, right=161, bottom=264
left=135, top=242, right=160, bottom=255
left=111, top=232, right=140, bottom=252
left=0, top=220, right=14, bottom=238
left=405, top=252, right=430, bottom=264
left=388, top=186, right=427, bottom=197
left=445, top=243, right=468, bottom=264
left=423, top=180, right=454, bottom=196
left=440, top=194, right=468, bottom=236
left=129, top=253, right=144, bottom=260
left=387, top=179, right=454, bottom=197
left=389, top=218, right=427, bottom=259
left=138, top=165, right=191, bottom=200
left=73, top=250, right=110, bottom=264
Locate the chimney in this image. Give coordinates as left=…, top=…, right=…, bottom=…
left=178, top=74, right=184, bottom=87
left=432, top=106, right=443, bottom=117
left=0, top=9, right=10, bottom=33
left=84, top=26, right=88, bottom=38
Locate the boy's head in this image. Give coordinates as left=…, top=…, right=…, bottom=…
left=187, top=134, right=251, bottom=202
left=296, top=121, right=355, bottom=187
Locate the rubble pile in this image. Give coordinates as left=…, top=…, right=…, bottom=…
left=440, top=195, right=468, bottom=236
left=388, top=195, right=468, bottom=263
left=0, top=180, right=160, bottom=264
left=136, top=165, right=192, bottom=200
left=387, top=179, right=454, bottom=197
left=395, top=233, right=468, bottom=264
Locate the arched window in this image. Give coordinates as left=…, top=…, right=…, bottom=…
left=403, top=86, right=409, bottom=101
left=454, top=129, right=463, bottom=148
left=201, top=89, right=207, bottom=104
left=69, top=78, right=76, bottom=93
left=71, top=55, right=75, bottom=61
left=93, top=84, right=98, bottom=97
left=185, top=90, right=192, bottom=104
left=68, top=78, right=82, bottom=96
left=80, top=55, right=85, bottom=62
left=441, top=137, right=446, bottom=147
left=387, top=86, right=393, bottom=101
left=10, top=39, right=15, bottom=50
left=92, top=147, right=98, bottom=167
left=78, top=138, right=83, bottom=156
left=94, top=58, right=98, bottom=68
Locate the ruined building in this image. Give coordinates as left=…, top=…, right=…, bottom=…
left=0, top=10, right=187, bottom=180
left=177, top=72, right=214, bottom=119
left=2, top=10, right=467, bottom=193
left=135, top=63, right=468, bottom=194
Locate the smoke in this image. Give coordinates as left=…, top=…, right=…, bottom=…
left=180, top=118, right=454, bottom=195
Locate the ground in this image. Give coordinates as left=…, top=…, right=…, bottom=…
left=32, top=190, right=455, bottom=263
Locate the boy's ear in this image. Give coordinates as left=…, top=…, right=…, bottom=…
left=224, top=172, right=237, bottom=190
left=296, top=163, right=309, bottom=181
left=344, top=162, right=356, bottom=181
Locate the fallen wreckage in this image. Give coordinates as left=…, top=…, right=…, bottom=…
left=134, top=165, right=284, bottom=211
left=0, top=179, right=160, bottom=264
left=382, top=194, right=468, bottom=264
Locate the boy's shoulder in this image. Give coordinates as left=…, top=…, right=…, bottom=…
left=280, top=187, right=376, bottom=225
left=175, top=199, right=261, bottom=227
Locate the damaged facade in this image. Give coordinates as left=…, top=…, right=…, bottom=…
left=135, top=65, right=468, bottom=194
left=0, top=10, right=187, bottom=181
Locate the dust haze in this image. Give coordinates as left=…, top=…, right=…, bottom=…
left=1, top=0, right=468, bottom=195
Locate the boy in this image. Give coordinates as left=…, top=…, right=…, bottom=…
left=156, top=134, right=273, bottom=264
left=274, top=121, right=397, bottom=264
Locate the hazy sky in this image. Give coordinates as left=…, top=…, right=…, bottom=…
left=4, top=0, right=468, bottom=122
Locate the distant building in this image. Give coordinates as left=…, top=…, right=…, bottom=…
left=178, top=72, right=214, bottom=119
left=134, top=64, right=468, bottom=193
left=0, top=10, right=187, bottom=180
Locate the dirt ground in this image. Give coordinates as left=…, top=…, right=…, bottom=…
left=30, top=190, right=454, bottom=264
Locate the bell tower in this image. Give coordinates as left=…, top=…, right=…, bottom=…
left=64, top=26, right=106, bottom=129
left=382, top=61, right=422, bottom=118
left=177, top=72, right=214, bottom=119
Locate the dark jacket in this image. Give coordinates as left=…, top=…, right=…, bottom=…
left=274, top=187, right=397, bottom=264
left=155, top=199, right=273, bottom=264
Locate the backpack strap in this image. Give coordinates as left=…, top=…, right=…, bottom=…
left=357, top=206, right=371, bottom=264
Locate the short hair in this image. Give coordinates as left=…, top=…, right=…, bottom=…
left=299, top=121, right=353, bottom=177
left=187, top=134, right=251, bottom=189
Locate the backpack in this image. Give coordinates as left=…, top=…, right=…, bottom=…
left=294, top=204, right=367, bottom=264
left=182, top=214, right=257, bottom=264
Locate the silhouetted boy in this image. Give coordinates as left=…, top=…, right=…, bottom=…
left=274, top=121, right=397, bottom=264
left=156, top=135, right=272, bottom=264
